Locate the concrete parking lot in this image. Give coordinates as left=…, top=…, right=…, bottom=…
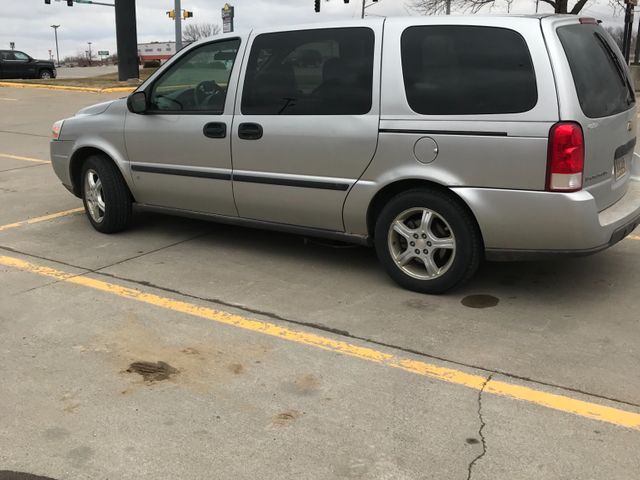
left=0, top=85, right=639, bottom=480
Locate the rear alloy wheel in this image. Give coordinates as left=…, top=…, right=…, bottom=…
left=387, top=207, right=457, bottom=281
left=39, top=70, right=52, bottom=80
left=81, top=155, right=132, bottom=233
left=375, top=189, right=482, bottom=294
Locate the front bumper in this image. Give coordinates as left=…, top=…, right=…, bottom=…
left=453, top=178, right=640, bottom=260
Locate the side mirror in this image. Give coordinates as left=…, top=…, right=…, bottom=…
left=127, top=91, right=147, bottom=114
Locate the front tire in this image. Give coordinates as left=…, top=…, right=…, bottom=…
left=374, top=189, right=482, bottom=294
left=39, top=69, right=53, bottom=80
left=81, top=155, right=132, bottom=233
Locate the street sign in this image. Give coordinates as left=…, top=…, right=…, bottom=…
left=9, top=42, right=15, bottom=50
left=98, top=50, right=109, bottom=56
left=222, top=3, right=234, bottom=34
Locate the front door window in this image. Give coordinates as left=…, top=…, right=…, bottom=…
left=148, top=39, right=241, bottom=114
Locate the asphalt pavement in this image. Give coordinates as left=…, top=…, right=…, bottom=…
left=0, top=86, right=638, bottom=480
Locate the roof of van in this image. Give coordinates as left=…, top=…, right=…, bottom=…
left=249, top=14, right=581, bottom=32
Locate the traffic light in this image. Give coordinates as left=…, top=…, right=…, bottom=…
left=182, top=10, right=193, bottom=20
left=315, top=0, right=320, bottom=12
left=166, top=9, right=176, bottom=19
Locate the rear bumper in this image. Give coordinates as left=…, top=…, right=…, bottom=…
left=453, top=178, right=640, bottom=260
left=50, top=139, right=74, bottom=192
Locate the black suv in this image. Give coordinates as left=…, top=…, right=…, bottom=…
left=0, top=50, right=56, bottom=80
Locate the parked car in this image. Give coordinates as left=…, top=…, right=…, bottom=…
left=50, top=15, right=640, bottom=293
left=0, top=50, right=56, bottom=79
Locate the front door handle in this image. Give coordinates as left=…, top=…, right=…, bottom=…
left=203, top=122, right=227, bottom=139
left=238, top=123, right=263, bottom=140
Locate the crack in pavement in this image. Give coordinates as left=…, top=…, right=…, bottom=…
left=1, top=243, right=640, bottom=410
left=0, top=229, right=212, bottom=295
left=467, top=375, right=492, bottom=480
left=0, top=163, right=48, bottom=174
left=0, top=129, right=50, bottom=138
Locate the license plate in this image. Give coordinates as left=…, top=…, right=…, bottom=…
left=614, top=156, right=627, bottom=181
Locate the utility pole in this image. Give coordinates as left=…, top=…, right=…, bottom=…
left=446, top=0, right=451, bottom=14
left=50, top=24, right=60, bottom=66
left=114, top=0, right=139, bottom=81
left=87, top=41, right=92, bottom=66
left=622, top=0, right=635, bottom=62
left=634, top=11, right=640, bottom=64
left=175, top=0, right=183, bottom=51
left=361, top=0, right=366, bottom=18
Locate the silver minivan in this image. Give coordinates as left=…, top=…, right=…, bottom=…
left=50, top=15, right=640, bottom=293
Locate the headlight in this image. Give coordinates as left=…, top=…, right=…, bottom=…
left=52, top=120, right=64, bottom=140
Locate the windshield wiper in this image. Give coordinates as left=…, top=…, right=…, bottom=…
left=594, top=33, right=635, bottom=104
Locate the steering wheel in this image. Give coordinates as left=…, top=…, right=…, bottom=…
left=194, top=80, right=223, bottom=106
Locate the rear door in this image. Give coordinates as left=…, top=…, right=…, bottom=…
left=545, top=18, right=637, bottom=211
left=0, top=51, right=19, bottom=78
left=230, top=22, right=383, bottom=231
left=4, top=51, right=35, bottom=79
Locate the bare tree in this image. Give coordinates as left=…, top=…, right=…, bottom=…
left=604, top=25, right=636, bottom=54
left=182, top=23, right=222, bottom=43
left=412, top=0, right=593, bottom=14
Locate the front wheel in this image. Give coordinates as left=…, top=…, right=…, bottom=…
left=374, top=189, right=482, bottom=294
left=81, top=155, right=132, bottom=233
left=39, top=69, right=53, bottom=80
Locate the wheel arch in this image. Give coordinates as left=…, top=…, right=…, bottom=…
left=69, top=146, right=134, bottom=201
left=366, top=179, right=484, bottom=247
left=38, top=67, right=53, bottom=77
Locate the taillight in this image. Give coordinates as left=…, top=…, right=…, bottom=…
left=547, top=122, right=584, bottom=192
left=51, top=120, right=64, bottom=140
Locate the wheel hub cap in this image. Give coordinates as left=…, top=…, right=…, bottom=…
left=84, top=169, right=105, bottom=223
left=387, top=207, right=456, bottom=280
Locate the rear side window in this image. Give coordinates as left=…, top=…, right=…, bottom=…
left=401, top=26, right=537, bottom=115
left=557, top=24, right=635, bottom=118
left=242, top=27, right=375, bottom=115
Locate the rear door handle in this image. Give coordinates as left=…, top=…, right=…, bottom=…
left=203, top=122, right=227, bottom=139
left=238, top=123, right=263, bottom=140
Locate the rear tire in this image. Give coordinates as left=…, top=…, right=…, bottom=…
left=374, top=189, right=482, bottom=294
left=81, top=155, right=132, bottom=233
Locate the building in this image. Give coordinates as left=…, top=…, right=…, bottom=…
left=137, top=42, right=176, bottom=64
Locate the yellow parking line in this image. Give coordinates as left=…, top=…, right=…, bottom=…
left=0, top=97, right=17, bottom=101
left=630, top=235, right=640, bottom=241
left=0, top=254, right=638, bottom=431
left=0, top=153, right=50, bottom=164
left=0, top=208, right=83, bottom=232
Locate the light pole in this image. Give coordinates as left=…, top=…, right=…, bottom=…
left=87, top=41, right=93, bottom=66
left=51, top=24, right=60, bottom=66
left=175, top=0, right=183, bottom=51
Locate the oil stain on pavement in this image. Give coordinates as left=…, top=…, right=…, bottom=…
left=0, top=473, right=57, bottom=480
left=126, top=360, right=178, bottom=382
left=461, top=294, right=500, bottom=309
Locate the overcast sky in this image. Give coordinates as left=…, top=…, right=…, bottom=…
left=0, top=0, right=628, bottom=60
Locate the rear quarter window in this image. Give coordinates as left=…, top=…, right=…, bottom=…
left=557, top=24, right=635, bottom=118
left=401, top=26, right=538, bottom=115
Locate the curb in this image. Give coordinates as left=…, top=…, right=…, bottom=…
left=0, top=82, right=136, bottom=94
